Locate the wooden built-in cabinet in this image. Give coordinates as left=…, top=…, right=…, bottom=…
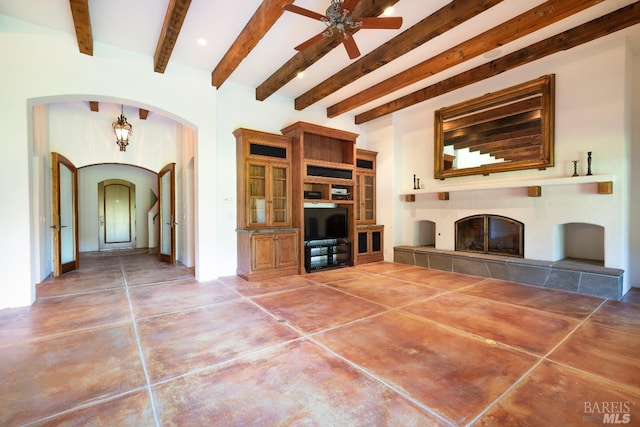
left=281, top=122, right=358, bottom=273
left=355, top=149, right=377, bottom=224
left=356, top=225, right=384, bottom=264
left=235, top=123, right=384, bottom=279
left=355, top=149, right=383, bottom=265
left=235, top=128, right=298, bottom=280
left=236, top=230, right=298, bottom=281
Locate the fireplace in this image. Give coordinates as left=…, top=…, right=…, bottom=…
left=455, top=215, right=524, bottom=257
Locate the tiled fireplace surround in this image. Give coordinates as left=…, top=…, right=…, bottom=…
left=394, top=246, right=624, bottom=300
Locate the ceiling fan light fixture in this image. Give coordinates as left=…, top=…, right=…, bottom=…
left=112, top=105, right=133, bottom=152
left=321, top=0, right=362, bottom=39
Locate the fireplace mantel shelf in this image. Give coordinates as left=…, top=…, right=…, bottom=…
left=402, top=174, right=614, bottom=201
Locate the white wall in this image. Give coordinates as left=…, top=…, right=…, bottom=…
left=630, top=48, right=640, bottom=288
left=367, top=33, right=636, bottom=293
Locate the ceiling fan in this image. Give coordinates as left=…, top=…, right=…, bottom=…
left=283, top=0, right=403, bottom=59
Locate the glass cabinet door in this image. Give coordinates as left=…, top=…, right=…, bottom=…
left=363, top=175, right=374, bottom=222
left=355, top=174, right=361, bottom=221
left=271, top=165, right=288, bottom=225
left=248, top=163, right=267, bottom=226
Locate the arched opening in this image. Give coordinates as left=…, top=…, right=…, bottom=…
left=560, top=222, right=605, bottom=265
left=414, top=220, right=436, bottom=247
left=29, top=98, right=196, bottom=285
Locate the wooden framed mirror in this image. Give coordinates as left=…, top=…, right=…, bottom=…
left=434, top=74, right=555, bottom=179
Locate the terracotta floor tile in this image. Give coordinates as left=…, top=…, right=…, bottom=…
left=462, top=279, right=604, bottom=319
left=37, top=266, right=125, bottom=297
left=123, top=261, right=193, bottom=286
left=402, top=293, right=579, bottom=355
left=302, top=266, right=373, bottom=284
left=354, top=261, right=415, bottom=274
left=129, top=278, right=239, bottom=318
left=549, top=322, right=640, bottom=389
left=155, top=340, right=448, bottom=426
left=476, top=360, right=640, bottom=426
left=316, top=311, right=537, bottom=425
left=137, top=299, right=301, bottom=382
left=252, top=285, right=386, bottom=334
left=326, top=274, right=442, bottom=307
left=0, top=289, right=131, bottom=346
left=384, top=266, right=487, bottom=290
left=621, top=288, right=640, bottom=303
left=0, top=324, right=146, bottom=426
left=589, top=299, right=640, bottom=336
left=218, top=274, right=317, bottom=297
left=29, top=389, right=156, bottom=426
left=6, top=253, right=639, bottom=423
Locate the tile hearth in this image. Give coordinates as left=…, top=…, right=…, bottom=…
left=0, top=253, right=638, bottom=426
left=395, top=246, right=624, bottom=300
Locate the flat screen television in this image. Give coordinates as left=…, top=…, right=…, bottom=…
left=304, top=207, right=348, bottom=241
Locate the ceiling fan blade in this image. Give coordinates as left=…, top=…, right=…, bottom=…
left=356, top=17, right=403, bottom=30
left=294, top=32, right=326, bottom=51
left=283, top=4, right=326, bottom=21
left=342, top=36, right=361, bottom=59
left=341, top=0, right=361, bottom=13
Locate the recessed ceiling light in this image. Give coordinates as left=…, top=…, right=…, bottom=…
left=197, top=38, right=207, bottom=46
left=297, top=71, right=304, bottom=79
left=383, top=6, right=394, bottom=15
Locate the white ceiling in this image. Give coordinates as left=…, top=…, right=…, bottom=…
left=1, top=0, right=639, bottom=118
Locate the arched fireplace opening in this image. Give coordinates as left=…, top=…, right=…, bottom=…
left=456, top=215, right=524, bottom=257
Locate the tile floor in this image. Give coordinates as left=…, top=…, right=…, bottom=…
left=1, top=253, right=639, bottom=426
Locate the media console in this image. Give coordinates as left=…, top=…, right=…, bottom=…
left=304, top=239, right=351, bottom=273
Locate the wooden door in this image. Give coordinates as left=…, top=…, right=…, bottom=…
left=98, top=179, right=136, bottom=250
left=51, top=152, right=79, bottom=276
left=158, top=163, right=176, bottom=263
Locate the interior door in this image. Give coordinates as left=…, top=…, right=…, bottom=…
left=158, top=163, right=176, bottom=263
left=51, top=152, right=79, bottom=276
left=98, top=180, right=136, bottom=251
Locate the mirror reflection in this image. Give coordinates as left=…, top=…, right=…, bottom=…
left=434, top=75, right=555, bottom=179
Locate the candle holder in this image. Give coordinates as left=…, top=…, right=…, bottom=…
left=572, top=160, right=579, bottom=177
left=586, top=152, right=593, bottom=176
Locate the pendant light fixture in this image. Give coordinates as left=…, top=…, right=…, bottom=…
left=112, top=105, right=132, bottom=151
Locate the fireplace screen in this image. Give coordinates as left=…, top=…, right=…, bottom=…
left=455, top=215, right=524, bottom=257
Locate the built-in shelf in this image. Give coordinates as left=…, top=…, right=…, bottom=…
left=402, top=174, right=614, bottom=202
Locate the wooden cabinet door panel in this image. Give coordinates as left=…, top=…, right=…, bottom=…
left=276, top=232, right=298, bottom=268
left=251, top=234, right=275, bottom=271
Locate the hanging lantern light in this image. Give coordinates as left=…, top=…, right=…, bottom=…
left=112, top=105, right=132, bottom=151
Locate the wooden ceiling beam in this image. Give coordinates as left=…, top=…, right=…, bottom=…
left=89, top=101, right=99, bottom=112
left=354, top=1, right=640, bottom=124
left=329, top=0, right=605, bottom=118
left=154, top=0, right=192, bottom=74
left=212, top=0, right=294, bottom=88
left=69, top=0, right=93, bottom=55
left=139, top=109, right=150, bottom=120
left=255, top=0, right=400, bottom=101
left=294, top=0, right=505, bottom=111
